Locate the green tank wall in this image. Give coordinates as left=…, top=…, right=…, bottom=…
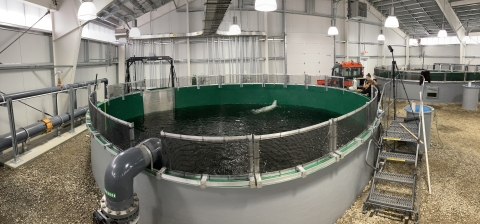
left=175, top=84, right=369, bottom=115
left=98, top=93, right=144, bottom=121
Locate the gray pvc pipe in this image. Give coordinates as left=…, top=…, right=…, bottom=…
left=104, top=138, right=167, bottom=211
left=0, top=78, right=108, bottom=103
left=0, top=106, right=89, bottom=151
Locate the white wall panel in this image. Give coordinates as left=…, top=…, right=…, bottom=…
left=285, top=0, right=305, bottom=11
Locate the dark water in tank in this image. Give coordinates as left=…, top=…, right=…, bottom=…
left=127, top=104, right=341, bottom=175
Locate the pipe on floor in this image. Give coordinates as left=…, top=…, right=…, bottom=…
left=103, top=138, right=168, bottom=211
left=0, top=78, right=108, bottom=103
left=0, top=106, right=88, bottom=151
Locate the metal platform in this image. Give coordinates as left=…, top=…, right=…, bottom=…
left=383, top=118, right=419, bottom=143
left=369, top=191, right=414, bottom=210
left=375, top=171, right=414, bottom=185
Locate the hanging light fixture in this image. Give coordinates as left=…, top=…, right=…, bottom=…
left=78, top=0, right=97, bottom=21
left=378, top=30, right=385, bottom=41
left=328, top=0, right=338, bottom=36
left=129, top=19, right=141, bottom=38
left=328, top=26, right=339, bottom=36
left=229, top=16, right=241, bottom=35
left=438, top=0, right=447, bottom=38
left=385, top=6, right=399, bottom=28
left=255, top=0, right=277, bottom=12
left=378, top=15, right=385, bottom=41
left=229, top=0, right=241, bottom=35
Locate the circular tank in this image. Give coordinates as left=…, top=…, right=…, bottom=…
left=88, top=82, right=380, bottom=224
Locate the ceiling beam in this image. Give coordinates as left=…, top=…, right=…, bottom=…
left=435, top=0, right=465, bottom=40
left=451, top=0, right=479, bottom=7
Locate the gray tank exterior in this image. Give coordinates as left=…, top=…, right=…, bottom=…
left=405, top=105, right=434, bottom=151
left=90, top=127, right=378, bottom=224
left=462, top=85, right=479, bottom=110
left=377, top=77, right=480, bottom=103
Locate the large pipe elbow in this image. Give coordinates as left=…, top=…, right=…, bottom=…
left=103, top=138, right=167, bottom=211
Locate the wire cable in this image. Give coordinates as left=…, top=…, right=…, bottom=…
left=0, top=10, right=50, bottom=56
left=0, top=90, right=53, bottom=117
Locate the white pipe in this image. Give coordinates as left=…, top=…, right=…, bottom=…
left=420, top=91, right=432, bottom=194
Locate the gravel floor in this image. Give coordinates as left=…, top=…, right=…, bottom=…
left=0, top=131, right=102, bottom=223
left=336, top=101, right=480, bottom=224
left=0, top=101, right=478, bottom=224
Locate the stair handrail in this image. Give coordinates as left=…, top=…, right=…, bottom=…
left=365, top=139, right=376, bottom=170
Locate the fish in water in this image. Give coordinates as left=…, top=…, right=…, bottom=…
left=252, top=100, right=277, bottom=114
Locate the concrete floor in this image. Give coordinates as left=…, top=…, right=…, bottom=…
left=0, top=101, right=478, bottom=223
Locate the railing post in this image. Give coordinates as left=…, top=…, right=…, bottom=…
left=253, top=135, right=261, bottom=188
left=6, top=98, right=21, bottom=163
left=53, top=93, right=60, bottom=136
left=69, top=88, right=75, bottom=133
left=248, top=134, right=254, bottom=175
left=283, top=74, right=287, bottom=88
left=325, top=76, right=329, bottom=91
left=366, top=102, right=370, bottom=128
left=129, top=122, right=135, bottom=147
left=218, top=75, right=222, bottom=88
left=304, top=74, right=308, bottom=89
left=122, top=83, right=125, bottom=100
left=329, top=118, right=337, bottom=152
left=262, top=74, right=265, bottom=87
left=240, top=74, right=243, bottom=88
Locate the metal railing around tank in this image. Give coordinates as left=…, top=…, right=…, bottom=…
left=375, top=66, right=480, bottom=82
left=88, top=91, right=135, bottom=149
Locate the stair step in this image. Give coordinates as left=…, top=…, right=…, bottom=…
left=375, top=172, right=414, bottom=185
left=379, top=151, right=416, bottom=163
left=369, top=191, right=414, bottom=210
left=384, top=119, right=419, bottom=143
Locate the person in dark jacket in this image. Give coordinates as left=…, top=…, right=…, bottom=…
left=361, top=74, right=378, bottom=97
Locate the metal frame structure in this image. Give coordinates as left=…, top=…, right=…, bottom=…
left=0, top=79, right=109, bottom=163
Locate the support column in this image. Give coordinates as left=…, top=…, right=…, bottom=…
left=406, top=37, right=410, bottom=68
left=283, top=0, right=287, bottom=74
left=344, top=0, right=349, bottom=61
left=358, top=23, right=361, bottom=62
left=460, top=42, right=466, bottom=64
left=264, top=11, right=269, bottom=74
left=118, top=45, right=126, bottom=83
left=51, top=0, right=83, bottom=113
left=186, top=0, right=191, bottom=78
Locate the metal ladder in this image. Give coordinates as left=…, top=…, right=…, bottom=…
left=363, top=75, right=424, bottom=224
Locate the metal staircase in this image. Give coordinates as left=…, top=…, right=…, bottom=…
left=362, top=72, right=425, bottom=223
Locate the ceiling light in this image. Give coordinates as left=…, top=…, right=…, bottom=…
left=129, top=19, right=141, bottom=38
left=328, top=26, right=339, bottom=36
left=229, top=16, right=241, bottom=35
left=385, top=7, right=399, bottom=28
left=437, top=29, right=447, bottom=38
left=438, top=0, right=447, bottom=38
left=328, top=4, right=338, bottom=36
left=255, top=0, right=277, bottom=12
left=378, top=30, right=385, bottom=41
left=78, top=0, right=97, bottom=21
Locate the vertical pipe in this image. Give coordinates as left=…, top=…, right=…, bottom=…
left=264, top=11, right=269, bottom=74
left=7, top=99, right=19, bottom=163
left=358, top=22, right=361, bottom=62
left=283, top=0, right=287, bottom=75
left=332, top=0, right=336, bottom=65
